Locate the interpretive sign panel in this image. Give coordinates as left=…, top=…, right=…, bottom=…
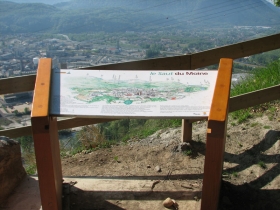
left=49, top=69, right=218, bottom=118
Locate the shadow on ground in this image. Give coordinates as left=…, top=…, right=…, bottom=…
left=62, top=129, right=280, bottom=210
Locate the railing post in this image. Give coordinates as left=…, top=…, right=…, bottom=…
left=31, top=58, right=62, bottom=210
left=181, top=119, right=192, bottom=142
left=201, top=58, right=232, bottom=210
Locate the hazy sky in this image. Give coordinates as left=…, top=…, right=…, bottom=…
left=1, top=0, right=70, bottom=4
left=3, top=0, right=276, bottom=5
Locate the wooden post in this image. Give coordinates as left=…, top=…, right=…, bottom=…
left=31, top=58, right=62, bottom=210
left=181, top=119, right=192, bottom=142
left=201, top=58, right=232, bottom=210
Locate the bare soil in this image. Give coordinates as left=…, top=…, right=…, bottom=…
left=61, top=107, right=280, bottom=210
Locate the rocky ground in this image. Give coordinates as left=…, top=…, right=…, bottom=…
left=61, top=106, right=280, bottom=210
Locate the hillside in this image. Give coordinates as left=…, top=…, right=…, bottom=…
left=1, top=0, right=280, bottom=34
left=61, top=104, right=280, bottom=209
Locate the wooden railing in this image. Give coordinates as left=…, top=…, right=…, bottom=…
left=0, top=33, right=280, bottom=138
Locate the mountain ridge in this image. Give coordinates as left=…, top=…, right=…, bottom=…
left=0, top=0, right=280, bottom=34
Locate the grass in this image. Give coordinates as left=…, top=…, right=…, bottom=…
left=25, top=164, right=37, bottom=175
left=258, top=161, right=267, bottom=169
left=232, top=171, right=239, bottom=178
left=120, top=119, right=182, bottom=142
left=22, top=151, right=37, bottom=175
left=250, top=122, right=259, bottom=127
left=231, top=109, right=252, bottom=124
left=230, top=59, right=280, bottom=124
left=222, top=171, right=238, bottom=179
left=231, top=60, right=280, bottom=97
left=183, top=149, right=192, bottom=156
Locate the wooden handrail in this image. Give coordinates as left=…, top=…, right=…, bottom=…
left=0, top=84, right=279, bottom=138
left=229, top=84, right=280, bottom=112
left=1, top=33, right=280, bottom=95
left=0, top=75, right=36, bottom=95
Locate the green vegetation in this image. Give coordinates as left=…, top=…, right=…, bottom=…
left=223, top=171, right=239, bottom=179
left=145, top=44, right=165, bottom=58
left=263, top=125, right=271, bottom=129
left=17, top=136, right=37, bottom=175
left=232, top=171, right=239, bottom=178
left=99, top=118, right=181, bottom=142
left=231, top=109, right=252, bottom=124
left=238, top=142, right=243, bottom=148
left=250, top=122, right=259, bottom=127
left=258, top=161, right=267, bottom=169
left=12, top=108, right=31, bottom=117
left=183, top=149, right=192, bottom=156
left=230, top=59, right=280, bottom=124
left=113, top=156, right=119, bottom=162
left=231, top=60, right=280, bottom=96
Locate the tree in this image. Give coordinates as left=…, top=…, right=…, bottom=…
left=13, top=109, right=20, bottom=116
left=76, top=125, right=105, bottom=149
left=275, top=0, right=280, bottom=6
left=24, top=107, right=31, bottom=115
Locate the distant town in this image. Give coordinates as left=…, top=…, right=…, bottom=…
left=0, top=26, right=274, bottom=78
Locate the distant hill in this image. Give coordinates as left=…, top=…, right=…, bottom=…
left=0, top=0, right=280, bottom=34
left=0, top=0, right=70, bottom=4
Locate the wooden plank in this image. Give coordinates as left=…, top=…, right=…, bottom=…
left=229, top=84, right=280, bottom=112
left=191, top=33, right=280, bottom=69
left=0, top=75, right=36, bottom=95
left=0, top=118, right=116, bottom=139
left=32, top=117, right=62, bottom=210
left=181, top=119, right=192, bottom=142
left=0, top=126, right=32, bottom=138
left=49, top=117, right=62, bottom=210
left=208, top=59, right=233, bottom=121
left=81, top=54, right=191, bottom=70
left=31, top=58, right=62, bottom=210
left=202, top=121, right=228, bottom=210
left=31, top=58, right=52, bottom=118
left=201, top=58, right=232, bottom=210
left=57, top=117, right=116, bottom=130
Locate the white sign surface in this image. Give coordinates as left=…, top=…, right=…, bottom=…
left=49, top=69, right=218, bottom=118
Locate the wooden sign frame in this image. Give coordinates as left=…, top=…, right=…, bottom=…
left=31, top=58, right=232, bottom=210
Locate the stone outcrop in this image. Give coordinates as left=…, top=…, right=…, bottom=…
left=0, top=136, right=26, bottom=206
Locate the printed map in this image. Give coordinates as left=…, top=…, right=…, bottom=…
left=50, top=69, right=218, bottom=118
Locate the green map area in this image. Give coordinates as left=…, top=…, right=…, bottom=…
left=66, top=76, right=209, bottom=105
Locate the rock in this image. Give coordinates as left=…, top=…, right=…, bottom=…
left=0, top=136, right=26, bottom=206
left=173, top=142, right=191, bottom=152
left=147, top=165, right=151, bottom=168
left=194, top=196, right=200, bottom=201
left=155, top=165, right=161, bottom=172
left=163, top=197, right=174, bottom=208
